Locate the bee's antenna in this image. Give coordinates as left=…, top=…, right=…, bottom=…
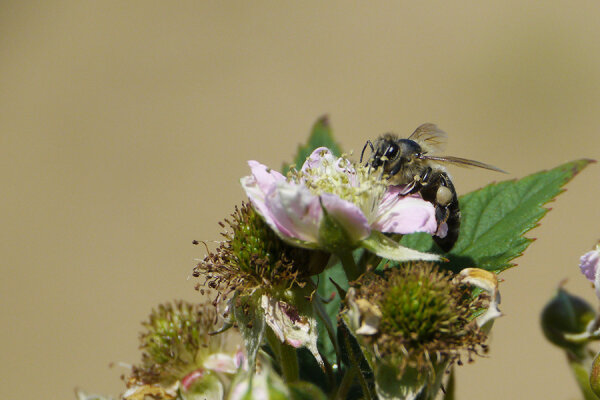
left=360, top=140, right=374, bottom=163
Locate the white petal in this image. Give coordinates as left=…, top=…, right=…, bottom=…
left=260, top=294, right=324, bottom=367
left=203, top=353, right=238, bottom=374
left=459, top=268, right=502, bottom=328
left=268, top=182, right=322, bottom=243
left=373, top=187, right=438, bottom=235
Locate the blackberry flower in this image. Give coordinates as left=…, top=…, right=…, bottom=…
left=241, top=147, right=442, bottom=262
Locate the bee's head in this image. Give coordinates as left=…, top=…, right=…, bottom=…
left=368, top=136, right=423, bottom=173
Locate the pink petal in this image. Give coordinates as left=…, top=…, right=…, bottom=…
left=247, top=160, right=285, bottom=194
left=301, top=147, right=335, bottom=172
left=241, top=175, right=286, bottom=236
left=580, top=248, right=600, bottom=282
left=242, top=161, right=319, bottom=243
left=372, top=186, right=438, bottom=235
left=320, top=193, right=371, bottom=242
left=241, top=161, right=287, bottom=233
left=265, top=182, right=322, bottom=243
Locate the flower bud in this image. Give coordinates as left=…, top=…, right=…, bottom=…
left=540, top=287, right=595, bottom=354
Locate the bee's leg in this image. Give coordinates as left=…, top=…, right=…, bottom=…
left=432, top=173, right=460, bottom=252
left=419, top=166, right=432, bottom=184
left=435, top=205, right=451, bottom=232
left=399, top=180, right=418, bottom=195
left=400, top=166, right=433, bottom=196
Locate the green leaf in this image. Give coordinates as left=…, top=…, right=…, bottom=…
left=283, top=116, right=342, bottom=174
left=314, top=262, right=347, bottom=363
left=337, top=317, right=376, bottom=399
left=401, top=159, right=593, bottom=274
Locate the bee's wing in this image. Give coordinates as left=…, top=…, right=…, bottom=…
left=408, top=123, right=447, bottom=154
left=423, top=155, right=507, bottom=173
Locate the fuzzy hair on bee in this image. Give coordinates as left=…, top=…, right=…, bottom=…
left=361, top=123, right=505, bottom=252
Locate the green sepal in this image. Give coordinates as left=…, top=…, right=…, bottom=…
left=232, top=292, right=266, bottom=375
left=283, top=116, right=342, bottom=174
left=316, top=199, right=360, bottom=254
left=374, top=363, right=426, bottom=400
left=371, top=360, right=449, bottom=400
left=361, top=231, right=441, bottom=263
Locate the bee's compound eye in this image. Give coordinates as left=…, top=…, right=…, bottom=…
left=385, top=143, right=399, bottom=159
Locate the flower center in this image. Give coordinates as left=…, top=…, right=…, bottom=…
left=355, top=263, right=488, bottom=372
left=292, top=151, right=388, bottom=222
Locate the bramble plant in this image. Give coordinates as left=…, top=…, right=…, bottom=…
left=77, top=117, right=593, bottom=400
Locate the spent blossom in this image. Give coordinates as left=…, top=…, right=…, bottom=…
left=342, top=263, right=498, bottom=399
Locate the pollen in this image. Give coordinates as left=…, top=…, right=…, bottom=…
left=290, top=152, right=388, bottom=222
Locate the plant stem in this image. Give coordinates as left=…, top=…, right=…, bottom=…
left=568, top=353, right=598, bottom=400
left=266, top=327, right=299, bottom=382
left=279, top=341, right=299, bottom=382
left=339, top=251, right=360, bottom=281
left=335, top=367, right=357, bottom=400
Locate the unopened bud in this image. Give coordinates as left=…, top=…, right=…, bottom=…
left=541, top=287, right=595, bottom=353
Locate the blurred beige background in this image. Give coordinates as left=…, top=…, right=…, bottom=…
left=2, top=1, right=600, bottom=399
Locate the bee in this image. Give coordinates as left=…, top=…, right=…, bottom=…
left=361, top=123, right=505, bottom=252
